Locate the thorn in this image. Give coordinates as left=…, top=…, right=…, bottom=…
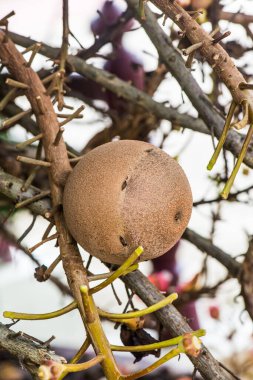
left=34, top=96, right=45, bottom=115
left=41, top=255, right=61, bottom=280
left=239, top=82, right=253, bottom=90
left=61, top=103, right=74, bottom=110
left=139, top=0, right=147, bottom=20
left=5, top=78, right=29, bottom=89
left=42, top=335, right=56, bottom=347
left=26, top=43, right=41, bottom=67
left=16, top=156, right=51, bottom=167
left=0, top=11, right=15, bottom=26
left=42, top=71, right=59, bottom=85
left=53, top=126, right=65, bottom=146
left=28, top=232, right=58, bottom=253
left=187, top=10, right=203, bottom=15
left=67, top=150, right=79, bottom=158
left=209, top=25, right=220, bottom=38
left=57, top=112, right=83, bottom=119
left=21, top=43, right=38, bottom=55
left=21, top=167, right=39, bottom=192
left=59, top=105, right=85, bottom=127
left=182, top=42, right=203, bottom=56
left=0, top=88, right=17, bottom=111
left=69, top=156, right=83, bottom=164
left=15, top=190, right=51, bottom=209
left=212, top=31, right=231, bottom=44
left=2, top=109, right=32, bottom=128
left=45, top=72, right=61, bottom=95
left=42, top=221, right=54, bottom=240
left=5, top=319, right=20, bottom=328
left=188, top=10, right=203, bottom=20
left=21, top=142, right=43, bottom=191
left=162, top=14, right=168, bottom=26
left=16, top=133, right=43, bottom=150
left=185, top=51, right=195, bottom=68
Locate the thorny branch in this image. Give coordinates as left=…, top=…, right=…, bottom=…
left=0, top=29, right=121, bottom=380
left=7, top=30, right=253, bottom=169
left=0, top=2, right=252, bottom=379
left=0, top=167, right=241, bottom=279
left=0, top=322, right=66, bottom=379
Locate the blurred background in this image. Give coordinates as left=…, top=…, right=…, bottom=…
left=0, top=0, right=253, bottom=379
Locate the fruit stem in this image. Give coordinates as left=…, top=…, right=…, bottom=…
left=98, top=292, right=178, bottom=319
left=121, top=347, right=182, bottom=380
left=70, top=337, right=91, bottom=363
left=56, top=354, right=105, bottom=380
left=207, top=101, right=236, bottom=170
left=221, top=124, right=253, bottom=198
left=111, top=329, right=205, bottom=352
left=3, top=301, right=77, bottom=320
left=89, top=246, right=143, bottom=294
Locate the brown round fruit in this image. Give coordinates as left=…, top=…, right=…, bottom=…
left=63, top=140, right=192, bottom=264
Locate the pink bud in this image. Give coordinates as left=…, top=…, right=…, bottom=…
left=148, top=270, right=172, bottom=292
left=209, top=305, right=220, bottom=320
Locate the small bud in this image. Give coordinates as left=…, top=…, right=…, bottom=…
left=38, top=360, right=64, bottom=380
left=209, top=305, right=220, bottom=320
left=182, top=333, right=202, bottom=357
left=148, top=271, right=172, bottom=292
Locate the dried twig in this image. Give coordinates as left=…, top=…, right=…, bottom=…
left=0, top=322, right=65, bottom=378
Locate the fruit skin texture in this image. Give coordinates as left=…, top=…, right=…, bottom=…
left=63, top=140, right=192, bottom=264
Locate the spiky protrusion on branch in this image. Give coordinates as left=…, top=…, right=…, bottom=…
left=148, top=0, right=253, bottom=197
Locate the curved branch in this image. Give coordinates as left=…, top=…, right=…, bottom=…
left=123, top=270, right=231, bottom=380
left=183, top=228, right=241, bottom=278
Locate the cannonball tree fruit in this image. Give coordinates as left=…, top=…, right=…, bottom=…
left=63, top=140, right=192, bottom=264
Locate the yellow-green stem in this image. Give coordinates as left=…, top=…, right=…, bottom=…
left=122, top=347, right=182, bottom=380
left=98, top=292, right=178, bottom=319
left=81, top=285, right=95, bottom=323
left=70, top=337, right=91, bottom=364
left=221, top=124, right=253, bottom=198
left=3, top=301, right=77, bottom=320
left=111, top=329, right=205, bottom=352
left=232, top=100, right=248, bottom=130
left=90, top=246, right=143, bottom=294
left=62, top=354, right=104, bottom=374
left=88, top=264, right=138, bottom=283
left=207, top=101, right=236, bottom=170
left=79, top=285, right=121, bottom=379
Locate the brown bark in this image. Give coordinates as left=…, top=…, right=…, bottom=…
left=150, top=0, right=253, bottom=118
